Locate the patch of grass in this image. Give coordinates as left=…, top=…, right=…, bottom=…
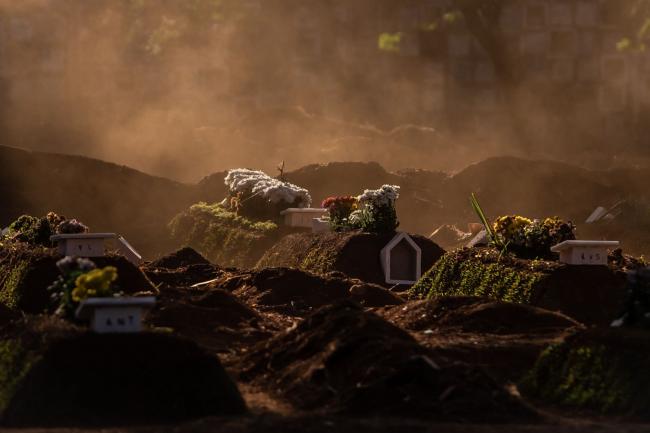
left=0, top=340, right=40, bottom=413
left=411, top=249, right=542, bottom=304
left=169, top=202, right=280, bottom=267
left=520, top=333, right=649, bottom=415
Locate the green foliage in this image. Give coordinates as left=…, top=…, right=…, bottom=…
left=378, top=32, right=402, bottom=53
left=169, top=202, right=279, bottom=267
left=470, top=193, right=500, bottom=247
left=410, top=250, right=542, bottom=304
left=0, top=260, right=29, bottom=310
left=520, top=337, right=650, bottom=415
left=0, top=340, right=38, bottom=413
left=6, top=216, right=53, bottom=247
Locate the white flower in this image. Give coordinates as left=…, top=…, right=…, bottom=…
left=224, top=169, right=312, bottom=207
left=358, top=184, right=400, bottom=207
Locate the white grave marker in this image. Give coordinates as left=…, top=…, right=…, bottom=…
left=50, top=233, right=143, bottom=265
left=550, top=240, right=620, bottom=266
left=280, top=208, right=328, bottom=229
left=380, top=232, right=422, bottom=285
left=76, top=297, right=156, bottom=334
left=311, top=217, right=331, bottom=233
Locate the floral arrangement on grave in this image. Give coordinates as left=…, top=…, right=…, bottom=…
left=493, top=215, right=576, bottom=259
left=56, top=218, right=89, bottom=234
left=3, top=212, right=89, bottom=246
left=611, top=267, right=650, bottom=330
left=347, top=185, right=400, bottom=234
left=48, top=256, right=120, bottom=319
left=224, top=169, right=312, bottom=220
left=470, top=194, right=575, bottom=259
left=321, top=196, right=358, bottom=230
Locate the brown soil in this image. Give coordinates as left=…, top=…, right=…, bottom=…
left=146, top=286, right=273, bottom=354
left=1, top=317, right=247, bottom=428
left=238, top=301, right=539, bottom=423
left=210, top=267, right=403, bottom=316
left=149, top=247, right=212, bottom=269
left=380, top=297, right=581, bottom=335
left=257, top=231, right=444, bottom=287
left=377, top=298, right=583, bottom=382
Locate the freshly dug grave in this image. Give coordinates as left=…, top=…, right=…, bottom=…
left=212, top=267, right=403, bottom=316
left=146, top=287, right=273, bottom=353
left=378, top=298, right=583, bottom=382
left=521, top=327, right=650, bottom=418
left=144, top=247, right=223, bottom=288
left=380, top=297, right=581, bottom=335
left=239, top=301, right=538, bottom=422
left=411, top=248, right=627, bottom=325
left=0, top=316, right=247, bottom=427
left=257, top=231, right=445, bottom=287
left=149, top=246, right=212, bottom=269
left=0, top=245, right=155, bottom=314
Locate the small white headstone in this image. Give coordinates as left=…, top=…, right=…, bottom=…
left=550, top=240, right=620, bottom=266
left=280, top=208, right=328, bottom=229
left=311, top=217, right=331, bottom=233
left=50, top=233, right=143, bottom=265
left=50, top=233, right=116, bottom=257
left=76, top=297, right=156, bottom=334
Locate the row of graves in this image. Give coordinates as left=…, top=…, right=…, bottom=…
left=0, top=168, right=648, bottom=427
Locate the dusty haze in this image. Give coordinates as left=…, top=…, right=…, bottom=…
left=0, top=0, right=648, bottom=182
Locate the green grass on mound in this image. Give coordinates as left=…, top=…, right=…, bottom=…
left=169, top=203, right=280, bottom=268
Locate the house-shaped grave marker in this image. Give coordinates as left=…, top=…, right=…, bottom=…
left=380, top=232, right=422, bottom=285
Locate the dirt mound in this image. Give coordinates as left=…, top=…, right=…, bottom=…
left=0, top=316, right=247, bottom=427
left=521, top=327, right=650, bottom=418
left=150, top=247, right=212, bottom=269
left=218, top=267, right=403, bottom=316
left=412, top=248, right=627, bottom=325
left=257, top=232, right=444, bottom=287
left=239, top=301, right=537, bottom=422
left=0, top=245, right=155, bottom=313
left=149, top=287, right=263, bottom=331
left=381, top=297, right=581, bottom=335
left=144, top=263, right=223, bottom=288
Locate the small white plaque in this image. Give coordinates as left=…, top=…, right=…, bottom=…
left=76, top=297, right=156, bottom=334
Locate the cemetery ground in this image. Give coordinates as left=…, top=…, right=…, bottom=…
left=1, top=146, right=650, bottom=431
left=0, top=243, right=649, bottom=431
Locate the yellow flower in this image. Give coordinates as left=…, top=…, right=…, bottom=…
left=72, top=266, right=118, bottom=302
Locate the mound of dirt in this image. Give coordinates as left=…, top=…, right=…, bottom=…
left=215, top=267, right=403, bottom=316
left=239, top=301, right=537, bottom=422
left=412, top=248, right=627, bottom=325
left=521, top=327, right=650, bottom=418
left=143, top=247, right=222, bottom=288
left=144, top=263, right=223, bottom=288
left=0, top=245, right=155, bottom=314
left=150, top=289, right=261, bottom=329
left=150, top=247, right=212, bottom=269
left=257, top=232, right=444, bottom=287
left=381, top=297, right=581, bottom=335
left=0, top=316, right=247, bottom=427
